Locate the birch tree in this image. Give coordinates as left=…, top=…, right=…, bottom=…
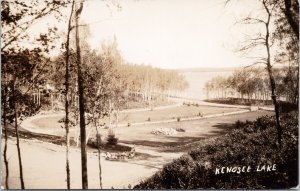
left=74, top=1, right=88, bottom=188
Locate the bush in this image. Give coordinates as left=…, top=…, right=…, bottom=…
left=58, top=117, right=65, bottom=123
left=88, top=134, right=102, bottom=148
left=235, top=120, right=243, bottom=128
left=58, top=117, right=75, bottom=126
left=279, top=101, right=298, bottom=113
left=106, top=128, right=118, bottom=145
left=135, top=112, right=298, bottom=189
left=177, top=117, right=181, bottom=122
left=176, top=128, right=186, bottom=132
left=106, top=134, right=118, bottom=145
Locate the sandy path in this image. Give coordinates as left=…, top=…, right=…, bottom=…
left=1, top=138, right=158, bottom=189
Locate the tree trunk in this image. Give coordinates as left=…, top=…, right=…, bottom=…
left=95, top=126, right=103, bottom=189
left=294, top=66, right=299, bottom=105
left=86, top=127, right=92, bottom=145
left=266, top=67, right=282, bottom=146
left=64, top=0, right=75, bottom=189
left=75, top=126, right=79, bottom=147
left=284, top=0, right=299, bottom=40
left=115, top=109, right=119, bottom=129
left=75, top=1, right=88, bottom=189
left=38, top=89, right=40, bottom=105
left=13, top=83, right=25, bottom=189
left=3, top=86, right=9, bottom=189
left=108, top=100, right=112, bottom=128
left=264, top=1, right=282, bottom=146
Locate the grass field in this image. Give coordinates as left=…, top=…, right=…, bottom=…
left=114, top=110, right=273, bottom=150
left=31, top=116, right=62, bottom=131
left=29, top=109, right=273, bottom=151
left=117, top=105, right=245, bottom=124
left=31, top=105, right=246, bottom=132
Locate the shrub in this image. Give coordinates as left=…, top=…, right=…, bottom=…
left=177, top=117, right=181, bottom=122
left=88, top=134, right=102, bottom=148
left=106, top=134, right=118, bottom=145
left=176, top=128, right=186, bottom=132
left=279, top=101, right=298, bottom=113
left=58, top=117, right=75, bottom=126
left=135, top=112, right=298, bottom=189
left=235, top=120, right=243, bottom=128
left=58, top=117, right=64, bottom=123
left=106, top=128, right=118, bottom=145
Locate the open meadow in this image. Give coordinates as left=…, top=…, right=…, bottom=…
left=28, top=104, right=246, bottom=136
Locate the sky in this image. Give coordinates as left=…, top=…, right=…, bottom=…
left=26, top=0, right=264, bottom=69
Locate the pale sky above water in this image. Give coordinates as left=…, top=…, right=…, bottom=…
left=26, top=0, right=266, bottom=69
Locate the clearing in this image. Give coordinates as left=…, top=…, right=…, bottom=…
left=2, top=103, right=274, bottom=189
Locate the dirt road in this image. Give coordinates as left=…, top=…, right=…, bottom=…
left=2, top=138, right=160, bottom=189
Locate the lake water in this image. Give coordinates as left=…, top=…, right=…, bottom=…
left=179, top=71, right=233, bottom=100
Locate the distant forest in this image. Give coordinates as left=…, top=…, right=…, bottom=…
left=204, top=66, right=298, bottom=104
left=43, top=39, right=189, bottom=109
left=177, top=67, right=238, bottom=73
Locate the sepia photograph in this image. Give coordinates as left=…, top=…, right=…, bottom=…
left=1, top=0, right=299, bottom=189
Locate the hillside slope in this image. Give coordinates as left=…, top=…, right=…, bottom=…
left=134, top=112, right=298, bottom=189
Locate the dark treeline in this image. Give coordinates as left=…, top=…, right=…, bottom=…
left=44, top=38, right=188, bottom=110
left=35, top=38, right=189, bottom=151
left=204, top=66, right=298, bottom=104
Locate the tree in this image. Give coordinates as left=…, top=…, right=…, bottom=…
left=74, top=1, right=88, bottom=189
left=282, top=0, right=299, bottom=40
left=1, top=72, right=9, bottom=189
left=272, top=0, right=299, bottom=104
left=1, top=0, right=70, bottom=52
left=64, top=0, right=75, bottom=189
left=1, top=1, right=70, bottom=188
left=234, top=0, right=283, bottom=146
left=260, top=0, right=282, bottom=146
left=81, top=39, right=126, bottom=189
left=1, top=49, right=48, bottom=189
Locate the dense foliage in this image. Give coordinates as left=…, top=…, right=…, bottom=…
left=134, top=112, right=298, bottom=189
left=46, top=39, right=188, bottom=112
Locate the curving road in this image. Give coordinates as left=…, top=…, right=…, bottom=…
left=3, top=101, right=274, bottom=189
